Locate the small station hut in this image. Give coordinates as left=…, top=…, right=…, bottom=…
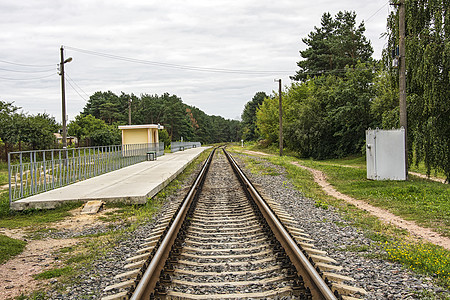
left=118, top=124, right=164, bottom=145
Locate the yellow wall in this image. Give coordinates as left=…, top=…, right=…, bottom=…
left=121, top=128, right=159, bottom=144
left=122, top=128, right=149, bottom=144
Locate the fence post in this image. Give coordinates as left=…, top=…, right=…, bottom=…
left=43, top=151, right=47, bottom=192
left=8, top=152, right=12, bottom=205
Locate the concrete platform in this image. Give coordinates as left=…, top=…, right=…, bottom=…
left=11, top=147, right=210, bottom=210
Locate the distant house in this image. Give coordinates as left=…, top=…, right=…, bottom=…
left=53, top=133, right=78, bottom=146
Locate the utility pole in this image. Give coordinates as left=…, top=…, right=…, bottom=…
left=59, top=46, right=72, bottom=149
left=128, top=97, right=132, bottom=125
left=275, top=79, right=283, bottom=156
left=399, top=0, right=408, bottom=178
left=60, top=47, right=67, bottom=149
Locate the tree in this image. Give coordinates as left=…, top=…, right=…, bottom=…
left=68, top=114, right=119, bottom=146
left=241, top=92, right=267, bottom=141
left=22, top=113, right=59, bottom=150
left=255, top=96, right=280, bottom=145
left=292, top=11, right=373, bottom=81
left=258, top=62, right=376, bottom=159
left=385, top=0, right=449, bottom=181
left=83, top=91, right=128, bottom=124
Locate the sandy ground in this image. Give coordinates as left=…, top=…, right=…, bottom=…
left=0, top=206, right=117, bottom=299
left=242, top=150, right=450, bottom=250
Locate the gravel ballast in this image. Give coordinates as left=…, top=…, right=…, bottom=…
left=44, top=151, right=449, bottom=299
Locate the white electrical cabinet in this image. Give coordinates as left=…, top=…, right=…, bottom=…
left=366, top=128, right=406, bottom=180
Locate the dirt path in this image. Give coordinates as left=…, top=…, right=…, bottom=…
left=241, top=150, right=450, bottom=250
left=0, top=206, right=118, bottom=299
left=291, top=161, right=450, bottom=250
left=0, top=238, right=79, bottom=299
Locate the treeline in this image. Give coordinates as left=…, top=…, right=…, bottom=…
left=242, top=8, right=449, bottom=180
left=0, top=101, right=59, bottom=160
left=1, top=91, right=241, bottom=161
left=73, top=91, right=241, bottom=146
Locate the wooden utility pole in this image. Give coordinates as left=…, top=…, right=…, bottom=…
left=60, top=46, right=70, bottom=149
left=275, top=79, right=283, bottom=156
left=128, top=97, right=132, bottom=125
left=399, top=0, right=408, bottom=178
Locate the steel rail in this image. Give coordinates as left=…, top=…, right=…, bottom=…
left=130, top=148, right=215, bottom=300
left=224, top=149, right=337, bottom=300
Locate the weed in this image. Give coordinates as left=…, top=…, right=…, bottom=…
left=383, top=241, right=450, bottom=288
left=33, top=266, right=73, bottom=280
left=314, top=200, right=328, bottom=209
left=0, top=234, right=26, bottom=264
left=16, top=291, right=48, bottom=300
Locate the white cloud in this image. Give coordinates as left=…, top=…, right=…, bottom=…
left=0, top=0, right=391, bottom=122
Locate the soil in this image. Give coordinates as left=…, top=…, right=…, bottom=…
left=0, top=206, right=118, bottom=299
left=242, top=150, right=450, bottom=250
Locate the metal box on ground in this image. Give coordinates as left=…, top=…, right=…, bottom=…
left=366, top=128, right=406, bottom=180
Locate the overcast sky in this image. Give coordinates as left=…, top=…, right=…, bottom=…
left=0, top=0, right=391, bottom=123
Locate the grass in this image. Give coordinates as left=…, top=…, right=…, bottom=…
left=0, top=201, right=82, bottom=229
left=299, top=161, right=450, bottom=238
left=33, top=266, right=73, bottom=280
left=228, top=144, right=450, bottom=289
left=0, top=234, right=26, bottom=264
left=383, top=241, right=450, bottom=288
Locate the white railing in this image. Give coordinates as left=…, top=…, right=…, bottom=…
left=8, top=143, right=164, bottom=204
left=171, top=142, right=201, bottom=153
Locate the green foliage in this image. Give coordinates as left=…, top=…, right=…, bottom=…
left=385, top=0, right=450, bottom=181
left=81, top=91, right=241, bottom=144
left=0, top=101, right=59, bottom=160
left=258, top=62, right=376, bottom=159
left=0, top=234, right=26, bottom=264
left=158, top=129, right=171, bottom=147
left=292, top=11, right=373, bottom=81
left=33, top=266, right=73, bottom=280
left=241, top=92, right=267, bottom=141
left=255, top=96, right=280, bottom=144
left=0, top=200, right=80, bottom=228
left=68, top=114, right=120, bottom=146
left=384, top=241, right=450, bottom=288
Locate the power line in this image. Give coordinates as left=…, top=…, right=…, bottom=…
left=0, top=59, right=55, bottom=68
left=0, top=67, right=56, bottom=73
left=365, top=1, right=390, bottom=23
left=65, top=77, right=89, bottom=102
left=65, top=72, right=90, bottom=99
left=0, top=73, right=56, bottom=81
left=64, top=45, right=293, bottom=75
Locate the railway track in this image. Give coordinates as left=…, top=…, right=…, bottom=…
left=102, top=148, right=366, bottom=300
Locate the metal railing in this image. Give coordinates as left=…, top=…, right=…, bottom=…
left=171, top=142, right=201, bottom=153
left=8, top=143, right=164, bottom=204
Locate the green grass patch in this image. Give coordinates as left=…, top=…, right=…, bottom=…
left=240, top=156, right=280, bottom=176
left=0, top=201, right=82, bottom=229
left=0, top=234, right=26, bottom=264
left=33, top=266, right=73, bottom=280
left=310, top=164, right=450, bottom=238
left=383, top=241, right=450, bottom=288
left=15, top=291, right=47, bottom=300
left=409, top=160, right=447, bottom=180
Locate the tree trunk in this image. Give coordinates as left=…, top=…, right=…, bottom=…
left=4, top=142, right=8, bottom=162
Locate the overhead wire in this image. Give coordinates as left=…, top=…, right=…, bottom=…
left=65, top=72, right=90, bottom=99
left=0, top=72, right=57, bottom=81
left=0, top=66, right=56, bottom=73
left=364, top=1, right=390, bottom=23
left=64, top=45, right=294, bottom=75
left=65, top=77, right=89, bottom=102
left=0, top=59, right=55, bottom=68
